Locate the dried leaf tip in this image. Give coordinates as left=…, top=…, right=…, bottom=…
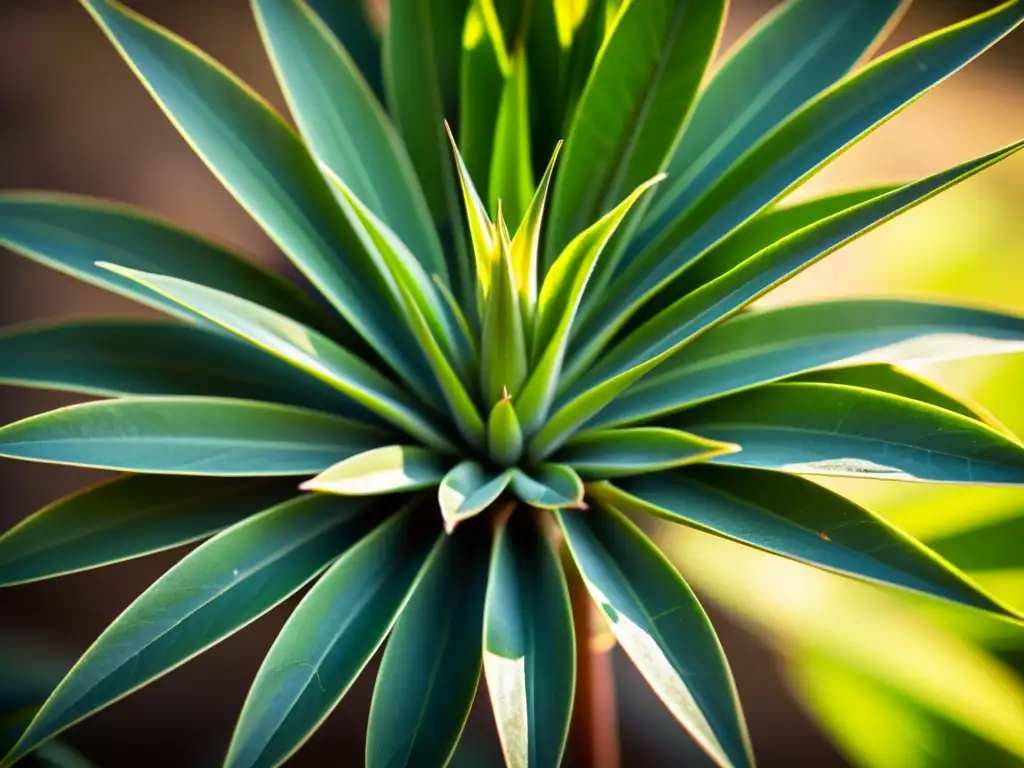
left=501, top=385, right=512, bottom=403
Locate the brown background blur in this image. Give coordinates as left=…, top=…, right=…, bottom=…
left=1, top=2, right=1022, bottom=766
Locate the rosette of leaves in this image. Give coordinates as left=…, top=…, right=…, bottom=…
left=1, top=1, right=1024, bottom=767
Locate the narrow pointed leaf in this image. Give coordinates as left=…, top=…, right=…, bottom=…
left=489, top=48, right=534, bottom=229
left=538, top=141, right=1024, bottom=458
left=0, top=476, right=296, bottom=587
left=557, top=505, right=753, bottom=768
left=0, top=194, right=331, bottom=332
left=794, top=363, right=1013, bottom=435
left=304, top=0, right=384, bottom=101
left=439, top=462, right=513, bottom=533
left=254, top=0, right=446, bottom=280
left=446, top=123, right=498, bottom=299
left=0, top=397, right=385, bottom=476
left=510, top=142, right=560, bottom=331
left=593, top=299, right=1024, bottom=428
left=225, top=502, right=439, bottom=768
left=484, top=512, right=574, bottom=768
left=488, top=396, right=524, bottom=467
left=301, top=446, right=451, bottom=496
left=384, top=0, right=470, bottom=296
left=556, top=428, right=737, bottom=479
left=459, top=2, right=505, bottom=194
left=677, top=383, right=1024, bottom=485
left=0, top=320, right=368, bottom=417
left=3, top=494, right=382, bottom=764
left=366, top=528, right=489, bottom=768
left=517, top=177, right=661, bottom=433
left=591, top=466, right=1019, bottom=618
left=79, top=0, right=429, bottom=387
left=589, top=1, right=1024, bottom=356
left=481, top=211, right=529, bottom=406
left=103, top=265, right=454, bottom=452
left=643, top=0, right=907, bottom=236
left=509, top=464, right=584, bottom=510
left=545, top=0, right=726, bottom=261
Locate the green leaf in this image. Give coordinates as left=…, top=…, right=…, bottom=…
left=589, top=1, right=1024, bottom=358
left=509, top=464, right=584, bottom=510
left=2, top=494, right=383, bottom=764
left=300, top=446, right=451, bottom=496
left=481, top=209, right=529, bottom=406
left=384, top=0, right=471, bottom=298
left=677, top=382, right=1024, bottom=485
left=592, top=299, right=1024, bottom=428
left=510, top=142, right=560, bottom=333
left=447, top=123, right=498, bottom=302
left=794, top=363, right=1014, bottom=436
left=592, top=466, right=1018, bottom=618
left=557, top=427, right=736, bottom=479
left=517, top=176, right=662, bottom=434
left=541, top=142, right=1024, bottom=457
left=366, top=526, right=489, bottom=768
left=459, top=2, right=505, bottom=194
left=484, top=511, right=574, bottom=768
left=304, top=0, right=384, bottom=103
left=0, top=193, right=331, bottom=333
left=0, top=475, right=296, bottom=587
left=80, top=0, right=428, bottom=388
left=488, top=395, right=524, bottom=467
left=643, top=0, right=907, bottom=239
left=489, top=47, right=534, bottom=229
left=225, top=502, right=439, bottom=768
left=557, top=504, right=753, bottom=768
left=0, top=397, right=385, bottom=476
left=103, top=265, right=455, bottom=452
left=545, top=0, right=726, bottom=262
left=254, top=0, right=446, bottom=281
left=0, top=320, right=368, bottom=418
left=439, top=461, right=513, bottom=533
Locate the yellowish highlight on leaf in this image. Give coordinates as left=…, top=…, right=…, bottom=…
left=483, top=651, right=529, bottom=768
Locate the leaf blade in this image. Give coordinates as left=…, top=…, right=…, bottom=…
left=557, top=427, right=737, bottom=479
left=439, top=462, right=513, bottom=533
left=301, top=446, right=451, bottom=496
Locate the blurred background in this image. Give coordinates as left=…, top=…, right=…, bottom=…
left=1, top=1, right=1022, bottom=766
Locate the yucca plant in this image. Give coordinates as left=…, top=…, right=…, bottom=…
left=1, top=0, right=1024, bottom=765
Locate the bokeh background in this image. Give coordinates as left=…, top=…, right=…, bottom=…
left=1, top=1, right=1022, bottom=766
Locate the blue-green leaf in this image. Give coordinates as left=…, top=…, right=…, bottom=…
left=225, top=502, right=439, bottom=768
left=558, top=504, right=753, bottom=768
left=591, top=466, right=1018, bottom=618
left=484, top=511, right=574, bottom=768
left=366, top=526, right=489, bottom=768
left=677, top=383, right=1024, bottom=485
left=304, top=0, right=384, bottom=102
left=254, top=0, right=446, bottom=280
left=557, top=427, right=736, bottom=479
left=0, top=397, right=386, bottom=476
left=509, top=464, right=584, bottom=510
left=439, top=461, right=513, bottom=533
left=2, top=494, right=383, bottom=765
left=301, top=446, right=451, bottom=496
left=0, top=475, right=296, bottom=587
left=0, top=193, right=331, bottom=332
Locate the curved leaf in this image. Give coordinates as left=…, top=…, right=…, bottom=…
left=80, top=0, right=429, bottom=388
left=481, top=210, right=529, bottom=406
left=366, top=526, right=489, bottom=768
left=511, top=142, right=560, bottom=333
left=557, top=427, right=736, bottom=479
left=545, top=0, right=726, bottom=262
left=0, top=397, right=385, bottom=476
left=0, top=320, right=367, bottom=417
left=557, top=504, right=753, bottom=768
left=439, top=461, right=513, bottom=533
left=0, top=193, right=330, bottom=332
left=225, top=502, right=439, bottom=768
left=592, top=466, right=1018, bottom=618
left=489, top=48, right=534, bottom=229
left=677, top=383, right=1024, bottom=485
left=0, top=475, right=296, bottom=587
left=2, top=494, right=382, bottom=764
left=592, top=298, right=1024, bottom=428
left=488, top=396, right=524, bottom=467
left=642, top=0, right=907, bottom=239
left=509, top=464, right=584, bottom=510
left=484, top=511, right=574, bottom=768
left=254, top=0, right=445, bottom=280
left=300, top=446, right=451, bottom=496
left=304, top=0, right=384, bottom=102
left=102, top=265, right=454, bottom=451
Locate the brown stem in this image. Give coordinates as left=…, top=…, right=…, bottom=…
left=567, top=565, right=620, bottom=768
